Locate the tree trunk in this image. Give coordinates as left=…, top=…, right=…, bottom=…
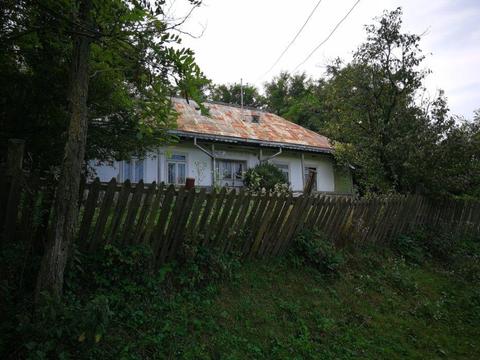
left=35, top=0, right=92, bottom=303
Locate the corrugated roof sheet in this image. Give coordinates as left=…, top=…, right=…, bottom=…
left=172, top=98, right=333, bottom=151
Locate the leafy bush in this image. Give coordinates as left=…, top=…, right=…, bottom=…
left=290, top=229, right=344, bottom=275
left=178, top=243, right=241, bottom=288
left=243, top=162, right=289, bottom=193
left=391, top=233, right=426, bottom=264
left=395, top=226, right=480, bottom=281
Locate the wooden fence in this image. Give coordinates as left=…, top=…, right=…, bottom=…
left=2, top=173, right=480, bottom=267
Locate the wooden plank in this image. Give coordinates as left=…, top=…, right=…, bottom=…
left=362, top=198, right=382, bottom=243
left=195, top=190, right=218, bottom=243
left=252, top=194, right=280, bottom=258
left=159, top=188, right=187, bottom=264
left=167, top=188, right=198, bottom=261
left=268, top=196, right=294, bottom=257
left=77, top=178, right=101, bottom=247
left=326, top=197, right=347, bottom=241
left=89, top=178, right=117, bottom=251
left=306, top=194, right=323, bottom=229
left=213, top=189, right=237, bottom=248
left=218, top=189, right=244, bottom=252
left=278, top=195, right=311, bottom=255
left=225, top=193, right=252, bottom=253
left=151, top=184, right=176, bottom=259
left=143, top=183, right=165, bottom=245
left=333, top=197, right=350, bottom=247
left=132, top=182, right=157, bottom=244
left=299, top=194, right=317, bottom=231
left=316, top=197, right=334, bottom=233
left=121, top=180, right=144, bottom=245
left=321, top=197, right=340, bottom=238
left=373, top=196, right=393, bottom=243
left=107, top=180, right=131, bottom=243
left=382, top=196, right=404, bottom=243
left=220, top=190, right=244, bottom=252
left=250, top=193, right=272, bottom=237
left=312, top=196, right=330, bottom=230
left=184, top=188, right=207, bottom=242
left=260, top=194, right=289, bottom=257
left=203, top=187, right=227, bottom=245
left=334, top=198, right=354, bottom=247
left=241, top=193, right=267, bottom=255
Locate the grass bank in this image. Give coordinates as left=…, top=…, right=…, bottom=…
left=1, top=229, right=479, bottom=359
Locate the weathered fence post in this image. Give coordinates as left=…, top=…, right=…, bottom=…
left=2, top=139, right=25, bottom=243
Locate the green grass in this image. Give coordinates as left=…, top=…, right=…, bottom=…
left=150, top=257, right=479, bottom=359
left=2, top=234, right=480, bottom=359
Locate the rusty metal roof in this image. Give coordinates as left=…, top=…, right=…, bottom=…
left=171, top=98, right=333, bottom=152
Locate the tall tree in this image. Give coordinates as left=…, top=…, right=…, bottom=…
left=0, top=0, right=207, bottom=171
left=323, top=8, right=449, bottom=194
left=207, top=82, right=265, bottom=108
left=36, top=0, right=93, bottom=301
left=0, top=0, right=208, bottom=301
left=264, top=72, right=328, bottom=132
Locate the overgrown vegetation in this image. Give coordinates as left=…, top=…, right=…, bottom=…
left=1, top=227, right=479, bottom=358
left=243, top=162, right=290, bottom=193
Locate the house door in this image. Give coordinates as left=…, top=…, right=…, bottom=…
left=304, top=167, right=317, bottom=191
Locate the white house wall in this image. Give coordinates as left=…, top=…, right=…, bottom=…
left=91, top=140, right=336, bottom=192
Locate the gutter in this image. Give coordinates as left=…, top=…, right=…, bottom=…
left=169, top=130, right=333, bottom=155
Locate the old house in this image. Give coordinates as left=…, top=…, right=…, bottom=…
left=92, top=98, right=353, bottom=193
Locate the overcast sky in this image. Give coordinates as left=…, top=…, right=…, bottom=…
left=173, top=0, right=480, bottom=119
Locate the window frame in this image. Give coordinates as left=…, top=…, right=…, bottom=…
left=121, top=158, right=145, bottom=183
left=166, top=151, right=188, bottom=185
left=215, top=158, right=247, bottom=187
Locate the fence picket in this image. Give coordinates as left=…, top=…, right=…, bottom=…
left=90, top=178, right=117, bottom=251
left=78, top=178, right=101, bottom=247
left=3, top=175, right=480, bottom=263
left=121, top=181, right=144, bottom=245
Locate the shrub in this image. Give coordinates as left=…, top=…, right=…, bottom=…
left=391, top=233, right=426, bottom=264
left=243, top=162, right=289, bottom=193
left=177, top=243, right=241, bottom=288
left=290, top=229, right=344, bottom=275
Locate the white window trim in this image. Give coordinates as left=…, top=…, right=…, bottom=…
left=165, top=151, right=188, bottom=185
left=120, top=158, right=145, bottom=183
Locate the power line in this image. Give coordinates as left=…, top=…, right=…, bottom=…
left=294, top=0, right=362, bottom=71
left=258, top=0, right=324, bottom=80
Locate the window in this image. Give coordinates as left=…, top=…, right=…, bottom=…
left=273, top=163, right=290, bottom=182
left=122, top=158, right=144, bottom=183
left=167, top=153, right=187, bottom=185
left=251, top=114, right=260, bottom=123
left=215, top=159, right=246, bottom=187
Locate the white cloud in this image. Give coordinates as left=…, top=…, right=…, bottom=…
left=174, top=0, right=480, bottom=118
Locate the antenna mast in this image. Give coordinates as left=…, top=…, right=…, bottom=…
left=240, top=78, right=244, bottom=111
